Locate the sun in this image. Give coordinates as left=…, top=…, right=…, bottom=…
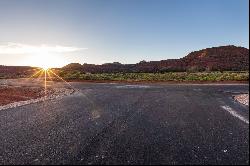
left=39, top=62, right=50, bottom=71
left=26, top=52, right=66, bottom=69
left=39, top=63, right=54, bottom=71
left=26, top=51, right=74, bottom=96
left=42, top=66, right=49, bottom=71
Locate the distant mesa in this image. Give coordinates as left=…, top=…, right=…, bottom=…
left=0, top=66, right=37, bottom=79
left=0, top=45, right=249, bottom=76
left=62, top=45, right=249, bottom=73
left=63, top=63, right=82, bottom=70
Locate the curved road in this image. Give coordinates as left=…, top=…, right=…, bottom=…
left=0, top=81, right=249, bottom=165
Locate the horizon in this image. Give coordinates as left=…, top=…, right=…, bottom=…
left=0, top=44, right=248, bottom=68
left=0, top=0, right=249, bottom=68
left=0, top=1, right=249, bottom=164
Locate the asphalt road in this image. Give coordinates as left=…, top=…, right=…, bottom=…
left=0, top=80, right=249, bottom=165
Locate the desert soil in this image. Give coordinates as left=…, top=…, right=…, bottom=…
left=0, top=86, right=45, bottom=106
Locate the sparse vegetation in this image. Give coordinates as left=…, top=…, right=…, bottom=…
left=57, top=70, right=249, bottom=82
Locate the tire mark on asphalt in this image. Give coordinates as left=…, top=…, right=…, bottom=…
left=69, top=89, right=148, bottom=164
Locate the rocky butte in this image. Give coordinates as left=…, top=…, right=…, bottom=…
left=0, top=45, right=249, bottom=76
left=63, top=45, right=249, bottom=73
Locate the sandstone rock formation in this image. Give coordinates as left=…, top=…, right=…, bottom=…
left=1, top=45, right=249, bottom=76
left=63, top=45, right=249, bottom=73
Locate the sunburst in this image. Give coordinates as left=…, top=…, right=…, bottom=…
left=29, top=67, right=73, bottom=97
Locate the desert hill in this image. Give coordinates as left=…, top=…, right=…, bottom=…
left=0, top=45, right=249, bottom=77
left=63, top=45, right=249, bottom=73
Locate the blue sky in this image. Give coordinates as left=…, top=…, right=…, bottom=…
left=0, top=0, right=249, bottom=67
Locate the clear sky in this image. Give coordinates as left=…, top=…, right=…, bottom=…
left=0, top=0, right=249, bottom=67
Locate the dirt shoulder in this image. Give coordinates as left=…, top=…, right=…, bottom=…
left=0, top=86, right=45, bottom=106
left=0, top=84, right=75, bottom=110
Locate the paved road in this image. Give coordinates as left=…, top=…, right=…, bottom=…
left=0, top=81, right=249, bottom=165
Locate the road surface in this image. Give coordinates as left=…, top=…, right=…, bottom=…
left=0, top=80, right=249, bottom=165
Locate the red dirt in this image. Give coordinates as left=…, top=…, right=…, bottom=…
left=0, top=86, right=44, bottom=106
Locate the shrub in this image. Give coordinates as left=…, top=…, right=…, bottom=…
left=57, top=71, right=249, bottom=82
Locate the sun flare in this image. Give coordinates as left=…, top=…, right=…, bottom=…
left=26, top=52, right=66, bottom=69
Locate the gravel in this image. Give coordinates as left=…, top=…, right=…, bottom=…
left=0, top=87, right=75, bottom=111
left=234, top=94, right=249, bottom=106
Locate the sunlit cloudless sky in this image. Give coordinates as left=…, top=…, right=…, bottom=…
left=0, top=0, right=249, bottom=66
